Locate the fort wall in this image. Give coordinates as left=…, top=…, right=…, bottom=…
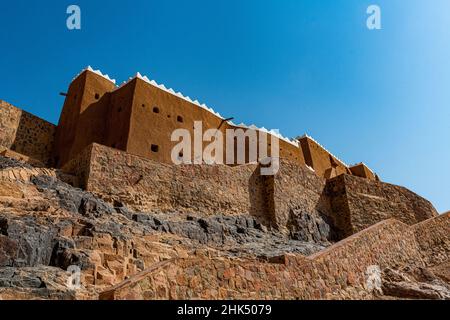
left=299, top=136, right=349, bottom=178
left=63, top=144, right=334, bottom=229
left=101, top=216, right=447, bottom=300
left=63, top=143, right=437, bottom=236
left=271, top=161, right=330, bottom=230
left=326, top=174, right=438, bottom=237
left=1, top=68, right=378, bottom=182
left=125, top=77, right=306, bottom=166
left=52, top=71, right=116, bottom=167
left=349, top=163, right=376, bottom=180
left=412, top=212, right=450, bottom=266
left=64, top=143, right=272, bottom=222
left=0, top=100, right=55, bottom=165
left=103, top=80, right=135, bottom=151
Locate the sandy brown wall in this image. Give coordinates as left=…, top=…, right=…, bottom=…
left=0, top=100, right=55, bottom=164
left=66, top=144, right=331, bottom=229
left=350, top=163, right=376, bottom=180
left=63, top=143, right=439, bottom=243
left=104, top=81, right=135, bottom=151
left=326, top=174, right=438, bottom=238
left=52, top=71, right=116, bottom=167
left=127, top=78, right=228, bottom=164
left=52, top=72, right=87, bottom=167
left=126, top=78, right=305, bottom=166
left=299, top=137, right=348, bottom=178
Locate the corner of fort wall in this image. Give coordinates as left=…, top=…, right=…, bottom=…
left=0, top=100, right=56, bottom=165
left=61, top=143, right=95, bottom=189
left=52, top=70, right=118, bottom=167
left=299, top=136, right=353, bottom=180
left=271, top=160, right=331, bottom=231
left=412, top=212, right=450, bottom=266
left=324, top=174, right=439, bottom=238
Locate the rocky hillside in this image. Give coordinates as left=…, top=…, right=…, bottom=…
left=0, top=156, right=448, bottom=300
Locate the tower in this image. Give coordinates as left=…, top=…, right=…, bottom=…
left=52, top=68, right=116, bottom=167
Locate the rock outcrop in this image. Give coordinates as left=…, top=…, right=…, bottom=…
left=382, top=267, right=450, bottom=300
left=0, top=155, right=448, bottom=300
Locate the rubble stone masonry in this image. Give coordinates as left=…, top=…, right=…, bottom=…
left=65, top=143, right=272, bottom=222
left=64, top=144, right=335, bottom=230
left=325, top=174, right=438, bottom=238
left=412, top=212, right=450, bottom=266
left=64, top=143, right=438, bottom=238
left=100, top=214, right=449, bottom=300
left=0, top=100, right=55, bottom=165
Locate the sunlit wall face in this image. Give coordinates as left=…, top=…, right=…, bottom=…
left=0, top=0, right=448, bottom=212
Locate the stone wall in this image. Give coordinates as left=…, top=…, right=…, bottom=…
left=349, top=163, right=376, bottom=180
left=326, top=174, right=438, bottom=238
left=412, top=212, right=450, bottom=266
left=64, top=143, right=439, bottom=239
left=100, top=218, right=437, bottom=300
left=0, top=100, right=55, bottom=165
left=61, top=143, right=94, bottom=188
left=64, top=144, right=335, bottom=230
left=66, top=144, right=272, bottom=223
left=299, top=136, right=349, bottom=179
left=271, top=161, right=331, bottom=231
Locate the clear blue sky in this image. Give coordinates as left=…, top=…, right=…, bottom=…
left=0, top=1, right=449, bottom=212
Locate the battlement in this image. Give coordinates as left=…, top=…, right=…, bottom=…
left=73, top=66, right=116, bottom=85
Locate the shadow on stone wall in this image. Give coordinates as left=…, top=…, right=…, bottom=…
left=11, top=111, right=55, bottom=165
left=52, top=93, right=112, bottom=168
left=248, top=167, right=273, bottom=228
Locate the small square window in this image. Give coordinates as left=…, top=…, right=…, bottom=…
left=151, top=144, right=159, bottom=153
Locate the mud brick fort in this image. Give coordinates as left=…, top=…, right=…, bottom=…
left=0, top=67, right=448, bottom=300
